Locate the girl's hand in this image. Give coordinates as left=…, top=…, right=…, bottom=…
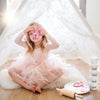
left=24, top=26, right=34, bottom=33
left=41, top=28, right=47, bottom=35
left=38, top=26, right=47, bottom=35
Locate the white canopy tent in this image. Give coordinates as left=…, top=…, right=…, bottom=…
left=0, top=0, right=100, bottom=71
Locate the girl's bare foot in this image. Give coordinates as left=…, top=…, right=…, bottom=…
left=31, top=87, right=36, bottom=93
left=26, top=84, right=36, bottom=93
left=31, top=84, right=36, bottom=93
left=35, top=85, right=42, bottom=93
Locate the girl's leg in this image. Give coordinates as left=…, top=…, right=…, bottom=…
left=35, top=68, right=63, bottom=92
left=8, top=69, right=36, bottom=92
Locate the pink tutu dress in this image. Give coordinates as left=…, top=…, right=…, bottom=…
left=8, top=48, right=64, bottom=88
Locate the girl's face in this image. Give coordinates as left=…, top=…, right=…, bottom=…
left=29, top=30, right=42, bottom=43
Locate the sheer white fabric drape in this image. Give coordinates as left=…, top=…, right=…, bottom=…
left=0, top=0, right=100, bottom=68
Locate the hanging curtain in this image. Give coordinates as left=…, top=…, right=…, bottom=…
left=0, top=0, right=100, bottom=67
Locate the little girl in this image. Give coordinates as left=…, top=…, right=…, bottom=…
left=8, top=22, right=64, bottom=93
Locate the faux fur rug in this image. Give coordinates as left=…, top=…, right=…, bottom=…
left=0, top=65, right=87, bottom=90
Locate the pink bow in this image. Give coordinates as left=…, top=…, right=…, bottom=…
left=34, top=26, right=42, bottom=36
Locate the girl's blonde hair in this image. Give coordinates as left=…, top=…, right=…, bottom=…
left=25, top=22, right=48, bottom=54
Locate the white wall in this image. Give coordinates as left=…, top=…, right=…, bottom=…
left=86, top=0, right=100, bottom=33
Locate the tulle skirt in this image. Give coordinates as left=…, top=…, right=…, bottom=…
left=0, top=53, right=87, bottom=89
left=8, top=53, right=66, bottom=87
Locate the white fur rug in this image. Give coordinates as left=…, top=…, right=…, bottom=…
left=0, top=69, right=21, bottom=89
left=0, top=65, right=87, bottom=90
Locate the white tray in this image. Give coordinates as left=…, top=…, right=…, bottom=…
left=64, top=81, right=90, bottom=94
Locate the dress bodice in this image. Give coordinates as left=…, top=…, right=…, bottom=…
left=32, top=48, right=48, bottom=60
left=25, top=48, right=48, bottom=65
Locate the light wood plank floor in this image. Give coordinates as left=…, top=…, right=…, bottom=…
left=0, top=59, right=100, bottom=100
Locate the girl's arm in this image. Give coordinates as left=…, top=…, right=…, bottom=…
left=15, top=32, right=28, bottom=49
left=39, top=26, right=59, bottom=50
left=46, top=34, right=59, bottom=51
left=15, top=26, right=34, bottom=48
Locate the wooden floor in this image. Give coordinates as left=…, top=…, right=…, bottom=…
left=0, top=59, right=100, bottom=100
